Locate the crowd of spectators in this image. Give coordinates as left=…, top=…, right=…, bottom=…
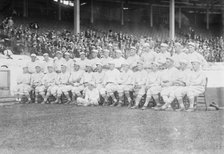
left=0, top=16, right=224, bottom=62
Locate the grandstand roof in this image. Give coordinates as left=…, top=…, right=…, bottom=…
left=0, top=0, right=223, bottom=9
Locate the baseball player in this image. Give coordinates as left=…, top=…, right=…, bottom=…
left=15, top=66, right=31, bottom=103
left=54, top=50, right=66, bottom=73
left=55, top=65, right=71, bottom=104
left=160, top=59, right=191, bottom=111
left=30, top=64, right=45, bottom=103
left=101, top=49, right=113, bottom=71
left=126, top=46, right=140, bottom=69
left=102, top=60, right=120, bottom=106
left=69, top=63, right=85, bottom=103
left=64, top=52, right=74, bottom=74
left=77, top=81, right=100, bottom=106
left=172, top=42, right=189, bottom=69
left=26, top=53, right=40, bottom=74
left=155, top=43, right=171, bottom=66
left=140, top=43, right=156, bottom=69
left=76, top=51, right=89, bottom=70
left=80, top=64, right=94, bottom=94
left=113, top=49, right=126, bottom=70
left=41, top=53, right=53, bottom=74
left=131, top=61, right=148, bottom=109
left=187, top=42, right=208, bottom=69
left=175, top=57, right=206, bottom=112
left=117, top=61, right=134, bottom=107
left=40, top=64, right=57, bottom=104
left=141, top=62, right=162, bottom=110
left=158, top=56, right=179, bottom=110
left=93, top=61, right=107, bottom=103
left=89, top=49, right=100, bottom=70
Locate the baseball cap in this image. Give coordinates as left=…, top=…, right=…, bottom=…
left=31, top=53, right=37, bottom=57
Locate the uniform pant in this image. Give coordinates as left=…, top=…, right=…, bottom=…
left=134, top=85, right=146, bottom=96
left=105, top=83, right=118, bottom=94
left=117, top=84, right=133, bottom=93
left=15, top=84, right=31, bottom=95
left=57, top=85, right=70, bottom=95
left=146, top=85, right=161, bottom=97
left=96, top=84, right=106, bottom=96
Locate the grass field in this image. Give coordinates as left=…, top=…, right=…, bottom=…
left=0, top=104, right=223, bottom=154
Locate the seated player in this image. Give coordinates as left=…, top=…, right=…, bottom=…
left=77, top=81, right=100, bottom=106
left=158, top=56, right=178, bottom=110
left=117, top=61, right=134, bottom=107
left=31, top=64, right=45, bottom=103
left=55, top=65, right=71, bottom=104
left=69, top=63, right=84, bottom=103
left=160, top=59, right=190, bottom=111
left=15, top=66, right=32, bottom=103
left=175, top=57, right=206, bottom=112
left=39, top=65, right=57, bottom=104
left=131, top=61, right=148, bottom=109
left=102, top=60, right=120, bottom=106
left=142, top=62, right=162, bottom=110
left=92, top=61, right=107, bottom=104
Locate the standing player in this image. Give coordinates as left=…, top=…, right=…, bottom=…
left=27, top=54, right=40, bottom=74
left=76, top=51, right=88, bottom=70
left=41, top=53, right=53, bottom=74
left=54, top=51, right=66, bottom=73
left=64, top=52, right=74, bottom=74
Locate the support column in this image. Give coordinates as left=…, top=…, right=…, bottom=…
left=58, top=0, right=61, bottom=21
left=90, top=0, right=94, bottom=24
left=178, top=7, right=181, bottom=29
left=169, top=0, right=175, bottom=40
left=150, top=5, right=153, bottom=27
left=121, top=0, right=124, bottom=25
left=23, top=0, right=28, bottom=17
left=206, top=8, right=209, bottom=30
left=74, top=0, right=80, bottom=34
